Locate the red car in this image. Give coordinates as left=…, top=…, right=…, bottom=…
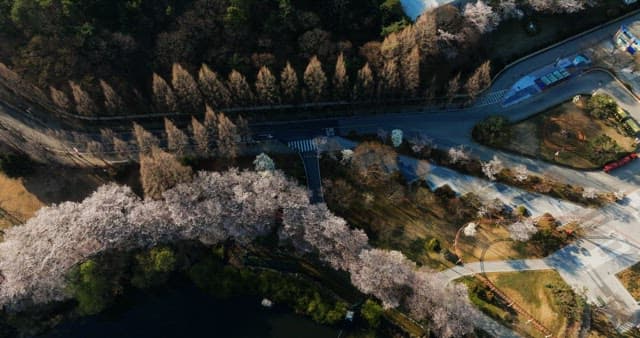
left=604, top=153, right=638, bottom=173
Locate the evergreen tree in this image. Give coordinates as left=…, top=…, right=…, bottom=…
left=69, top=81, right=97, bottom=116
left=354, top=63, right=375, bottom=100
left=227, top=69, right=255, bottom=106
left=333, top=53, right=349, bottom=100
left=164, top=118, right=189, bottom=156
left=216, top=112, right=240, bottom=160
left=198, top=64, right=232, bottom=108
left=303, top=56, right=327, bottom=102
left=132, top=122, right=160, bottom=156
left=280, top=61, right=299, bottom=103
left=49, top=86, right=70, bottom=111
left=152, top=73, right=177, bottom=113
left=191, top=116, right=209, bottom=157
left=255, top=66, right=279, bottom=105
left=464, top=61, right=491, bottom=100
left=99, top=79, right=125, bottom=115
left=379, top=60, right=400, bottom=98
left=447, top=73, right=461, bottom=103
left=401, top=47, right=420, bottom=98
left=172, top=63, right=203, bottom=113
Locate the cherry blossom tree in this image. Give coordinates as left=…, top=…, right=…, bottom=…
left=513, top=164, right=529, bottom=182
left=527, top=0, right=586, bottom=13
left=508, top=219, right=538, bottom=241
left=582, top=187, right=598, bottom=200
left=350, top=249, right=414, bottom=309
left=407, top=272, right=478, bottom=338
left=463, top=0, right=501, bottom=34
left=481, top=156, right=504, bottom=181
left=448, top=146, right=470, bottom=164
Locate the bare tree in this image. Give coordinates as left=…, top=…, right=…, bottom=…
left=140, top=147, right=193, bottom=200
left=333, top=52, right=349, bottom=100
left=352, top=142, right=399, bottom=185
left=255, top=66, right=280, bottom=105
left=99, top=79, right=125, bottom=115
left=303, top=56, right=327, bottom=102
left=69, top=81, right=97, bottom=116
left=171, top=63, right=203, bottom=113
left=280, top=61, right=299, bottom=103
left=164, top=118, right=189, bottom=157
left=152, top=73, right=177, bottom=113
left=198, top=64, right=232, bottom=108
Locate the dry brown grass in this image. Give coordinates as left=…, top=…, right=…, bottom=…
left=506, top=100, right=636, bottom=169
left=0, top=174, right=42, bottom=228
left=486, top=270, right=581, bottom=338
left=616, top=263, right=640, bottom=301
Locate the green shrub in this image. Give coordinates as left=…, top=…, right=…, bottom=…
left=472, top=115, right=511, bottom=147
left=361, top=299, right=383, bottom=328
left=67, top=260, right=115, bottom=315
left=586, top=93, right=617, bottom=120
left=426, top=238, right=441, bottom=253
left=131, top=246, right=177, bottom=288
left=516, top=205, right=528, bottom=217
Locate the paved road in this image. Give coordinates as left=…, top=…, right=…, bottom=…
left=433, top=189, right=640, bottom=330
left=2, top=8, right=640, bottom=337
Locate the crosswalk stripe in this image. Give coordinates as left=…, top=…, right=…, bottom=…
left=288, top=139, right=317, bottom=153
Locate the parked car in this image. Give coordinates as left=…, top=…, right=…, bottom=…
left=603, top=153, right=638, bottom=173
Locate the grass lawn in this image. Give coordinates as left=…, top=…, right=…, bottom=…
left=468, top=270, right=584, bottom=338
left=616, top=263, right=640, bottom=301
left=504, top=98, right=636, bottom=169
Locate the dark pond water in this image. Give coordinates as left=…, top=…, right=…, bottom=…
left=42, top=284, right=339, bottom=338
